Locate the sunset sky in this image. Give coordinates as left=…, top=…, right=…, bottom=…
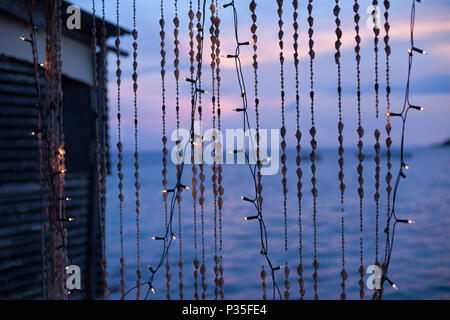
left=74, top=0, right=450, bottom=151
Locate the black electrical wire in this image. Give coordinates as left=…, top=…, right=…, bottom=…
left=223, top=0, right=282, bottom=300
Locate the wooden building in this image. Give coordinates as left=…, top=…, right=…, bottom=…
left=0, top=0, right=129, bottom=299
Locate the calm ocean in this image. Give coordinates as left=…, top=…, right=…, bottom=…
left=105, top=146, right=450, bottom=300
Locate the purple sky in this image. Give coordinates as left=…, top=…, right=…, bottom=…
left=74, top=0, right=450, bottom=151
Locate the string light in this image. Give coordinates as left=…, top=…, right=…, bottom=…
left=123, top=0, right=209, bottom=301
left=397, top=219, right=415, bottom=224
left=410, top=105, right=424, bottom=111
left=19, top=36, right=32, bottom=42
left=29, top=129, right=42, bottom=136
left=333, top=0, right=347, bottom=300
left=377, top=2, right=425, bottom=298
left=244, top=216, right=258, bottom=221
left=225, top=0, right=282, bottom=300
left=408, top=47, right=426, bottom=55
left=152, top=236, right=165, bottom=241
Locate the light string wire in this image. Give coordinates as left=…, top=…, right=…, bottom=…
left=224, top=0, right=282, bottom=300
left=122, top=0, right=208, bottom=300
left=41, top=0, right=70, bottom=298
left=372, top=0, right=382, bottom=271
left=24, top=0, right=85, bottom=300
left=333, top=0, right=347, bottom=301
left=45, top=0, right=67, bottom=298
left=158, top=0, right=171, bottom=301
left=307, top=0, right=319, bottom=301
left=353, top=0, right=366, bottom=300
left=276, top=0, right=290, bottom=300
left=115, top=0, right=126, bottom=300
left=131, top=0, right=142, bottom=300
left=188, top=0, right=199, bottom=301
left=376, top=0, right=425, bottom=299
left=291, top=0, right=305, bottom=301
left=249, top=0, right=266, bottom=301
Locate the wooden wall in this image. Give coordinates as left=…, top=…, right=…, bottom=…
left=0, top=54, right=104, bottom=299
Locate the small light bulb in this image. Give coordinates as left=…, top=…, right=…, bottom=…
left=151, top=287, right=156, bottom=294
left=171, top=234, right=176, bottom=240
left=403, top=163, right=409, bottom=170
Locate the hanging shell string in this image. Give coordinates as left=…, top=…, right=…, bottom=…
left=100, top=0, right=109, bottom=299
left=121, top=0, right=208, bottom=301
left=276, top=0, right=290, bottom=300
left=381, top=0, right=392, bottom=300
left=195, top=0, right=208, bottom=301
left=353, top=0, right=366, bottom=300
left=91, top=0, right=105, bottom=299
left=250, top=0, right=265, bottom=301
left=215, top=1, right=225, bottom=300
left=378, top=0, right=425, bottom=299
left=291, top=0, right=304, bottom=301
left=261, top=266, right=267, bottom=300
left=159, top=0, right=171, bottom=301
left=115, top=0, right=126, bottom=300
left=172, top=0, right=185, bottom=300
left=210, top=0, right=219, bottom=301
left=372, top=0, right=382, bottom=273
left=131, top=0, right=142, bottom=300
left=307, top=0, right=319, bottom=300
left=188, top=0, right=200, bottom=301
left=333, top=0, right=347, bottom=300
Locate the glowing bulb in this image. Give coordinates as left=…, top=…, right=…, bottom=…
left=151, top=287, right=156, bottom=294
left=403, top=163, right=409, bottom=170
left=171, top=234, right=176, bottom=240
left=240, top=196, right=253, bottom=203
left=244, top=216, right=258, bottom=221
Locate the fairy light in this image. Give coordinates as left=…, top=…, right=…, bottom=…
left=123, top=0, right=209, bottom=300
left=244, top=216, right=258, bottom=221
left=240, top=196, right=253, bottom=203
left=377, top=0, right=425, bottom=299
left=225, top=0, right=282, bottom=300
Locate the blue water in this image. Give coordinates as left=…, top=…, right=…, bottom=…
left=105, top=146, right=450, bottom=300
